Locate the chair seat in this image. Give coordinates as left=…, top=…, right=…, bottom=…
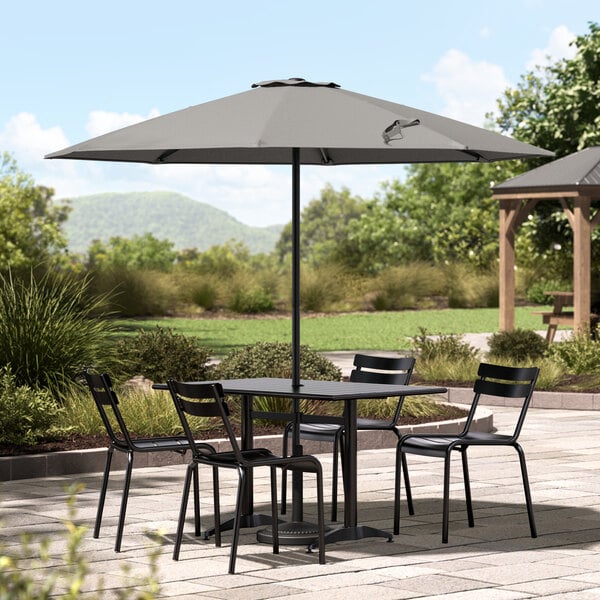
left=129, top=437, right=190, bottom=451
left=356, top=417, right=394, bottom=430
left=298, top=422, right=342, bottom=440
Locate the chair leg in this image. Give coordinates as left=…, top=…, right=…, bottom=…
left=401, top=453, right=415, bottom=516
left=212, top=466, right=222, bottom=547
left=460, top=448, right=474, bottom=528
left=442, top=452, right=451, bottom=544
left=173, top=462, right=194, bottom=561
left=115, top=451, right=134, bottom=553
left=229, top=466, right=246, bottom=575
left=94, top=447, right=114, bottom=539
left=331, top=432, right=341, bottom=521
left=193, top=463, right=201, bottom=536
left=315, top=467, right=326, bottom=565
left=515, top=443, right=537, bottom=538
left=280, top=425, right=291, bottom=515
left=270, top=466, right=279, bottom=554
left=393, top=445, right=402, bottom=535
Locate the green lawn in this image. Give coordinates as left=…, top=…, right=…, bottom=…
left=117, top=306, right=545, bottom=355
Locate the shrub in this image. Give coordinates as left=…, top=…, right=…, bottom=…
left=188, top=278, right=220, bottom=310
left=487, top=329, right=547, bottom=362
left=445, top=265, right=499, bottom=308
left=90, top=267, right=175, bottom=316
left=526, top=280, right=569, bottom=305
left=227, top=286, right=274, bottom=313
left=0, top=365, right=65, bottom=445
left=300, top=266, right=344, bottom=312
left=546, top=332, right=600, bottom=374
left=411, top=327, right=479, bottom=362
left=214, top=342, right=342, bottom=420
left=370, top=264, right=439, bottom=311
left=116, top=326, right=213, bottom=383
left=0, top=269, right=117, bottom=398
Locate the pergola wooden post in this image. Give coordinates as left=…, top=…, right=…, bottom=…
left=493, top=147, right=600, bottom=337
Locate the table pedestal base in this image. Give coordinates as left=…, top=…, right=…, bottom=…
left=203, top=513, right=274, bottom=540
left=256, top=521, right=330, bottom=545
left=308, top=525, right=393, bottom=550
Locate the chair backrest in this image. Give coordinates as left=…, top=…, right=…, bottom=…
left=84, top=370, right=135, bottom=449
left=350, top=354, right=416, bottom=423
left=167, top=380, right=243, bottom=461
left=464, top=362, right=540, bottom=440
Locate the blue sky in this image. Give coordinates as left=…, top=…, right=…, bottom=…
left=1, top=1, right=597, bottom=226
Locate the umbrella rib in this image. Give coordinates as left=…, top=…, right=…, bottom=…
left=157, top=149, right=179, bottom=163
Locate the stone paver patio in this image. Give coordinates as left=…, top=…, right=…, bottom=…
left=1, top=405, right=600, bottom=598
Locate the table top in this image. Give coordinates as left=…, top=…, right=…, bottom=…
left=154, top=377, right=446, bottom=400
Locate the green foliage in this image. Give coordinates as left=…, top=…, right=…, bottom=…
left=62, top=385, right=209, bottom=436
left=412, top=327, right=480, bottom=362
left=370, top=263, right=442, bottom=310
left=227, top=285, right=274, bottom=313
left=0, top=269, right=116, bottom=398
left=0, top=366, right=64, bottom=445
left=444, top=265, right=499, bottom=309
left=184, top=275, right=220, bottom=310
left=0, top=484, right=161, bottom=599
left=546, top=331, right=600, bottom=374
left=177, top=241, right=251, bottom=276
left=89, top=267, right=175, bottom=316
left=215, top=342, right=342, bottom=420
left=0, top=153, right=70, bottom=269
left=487, top=329, right=548, bottom=362
left=300, top=265, right=348, bottom=312
left=276, top=185, right=366, bottom=266
left=215, top=341, right=341, bottom=381
left=525, top=280, right=570, bottom=305
left=116, top=326, right=212, bottom=383
left=493, top=22, right=600, bottom=277
left=87, top=233, right=177, bottom=272
left=494, top=21, right=600, bottom=157
left=344, top=163, right=515, bottom=274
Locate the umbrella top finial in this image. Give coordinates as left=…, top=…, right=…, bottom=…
left=252, top=77, right=340, bottom=89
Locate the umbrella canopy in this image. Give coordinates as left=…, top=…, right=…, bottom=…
left=47, top=77, right=553, bottom=386
left=47, top=78, right=552, bottom=165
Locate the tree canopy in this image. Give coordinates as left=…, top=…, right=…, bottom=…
left=0, top=152, right=70, bottom=270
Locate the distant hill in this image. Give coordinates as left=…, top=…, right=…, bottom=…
left=61, top=191, right=283, bottom=254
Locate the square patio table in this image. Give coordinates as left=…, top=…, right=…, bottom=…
left=156, top=377, right=446, bottom=548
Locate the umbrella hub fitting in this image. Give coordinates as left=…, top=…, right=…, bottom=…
left=252, top=77, right=340, bottom=89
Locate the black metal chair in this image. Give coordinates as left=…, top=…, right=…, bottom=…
left=393, top=362, right=540, bottom=543
left=84, top=370, right=217, bottom=552
left=281, top=354, right=416, bottom=521
left=167, top=379, right=326, bottom=574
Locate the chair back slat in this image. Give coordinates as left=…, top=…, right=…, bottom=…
left=168, top=380, right=242, bottom=461
left=467, top=362, right=539, bottom=441
left=350, top=354, right=416, bottom=424
left=84, top=370, right=134, bottom=448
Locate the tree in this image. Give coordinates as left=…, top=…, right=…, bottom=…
left=0, top=152, right=70, bottom=269
left=275, top=184, right=366, bottom=266
left=345, top=161, right=519, bottom=273
left=493, top=21, right=600, bottom=279
left=494, top=21, right=600, bottom=158
left=86, top=233, right=177, bottom=272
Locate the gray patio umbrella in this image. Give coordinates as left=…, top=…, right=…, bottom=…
left=46, top=77, right=553, bottom=387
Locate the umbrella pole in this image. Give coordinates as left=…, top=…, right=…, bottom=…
left=292, top=147, right=301, bottom=388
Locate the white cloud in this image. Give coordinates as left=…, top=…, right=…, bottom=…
left=526, top=25, right=577, bottom=70
left=422, top=49, right=509, bottom=125
left=85, top=109, right=161, bottom=138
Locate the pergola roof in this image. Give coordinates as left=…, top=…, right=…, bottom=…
left=492, top=146, right=600, bottom=196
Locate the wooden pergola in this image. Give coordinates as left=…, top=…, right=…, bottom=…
left=492, top=147, right=600, bottom=335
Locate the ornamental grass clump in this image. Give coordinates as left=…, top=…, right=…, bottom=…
left=0, top=268, right=116, bottom=399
